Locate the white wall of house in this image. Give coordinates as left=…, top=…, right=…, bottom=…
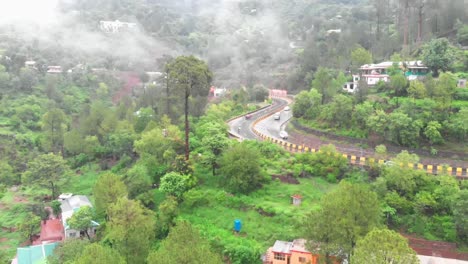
left=364, top=75, right=388, bottom=85
left=65, top=227, right=96, bottom=239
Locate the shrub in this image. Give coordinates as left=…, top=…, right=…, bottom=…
left=70, top=153, right=90, bottom=169
left=183, top=189, right=210, bottom=208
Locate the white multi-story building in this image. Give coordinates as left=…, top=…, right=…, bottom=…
left=99, top=20, right=138, bottom=33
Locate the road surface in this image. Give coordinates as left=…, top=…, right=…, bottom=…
left=227, top=98, right=288, bottom=140
left=227, top=97, right=467, bottom=177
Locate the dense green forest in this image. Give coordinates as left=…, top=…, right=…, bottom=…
left=0, top=0, right=468, bottom=263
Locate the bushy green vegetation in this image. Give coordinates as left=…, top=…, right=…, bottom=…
left=294, top=68, right=468, bottom=150
left=1, top=0, right=468, bottom=262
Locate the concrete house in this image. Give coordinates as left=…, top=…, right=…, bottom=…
left=263, top=239, right=340, bottom=264
left=99, top=20, right=138, bottom=33
left=59, top=194, right=99, bottom=239
left=359, top=61, right=429, bottom=86
left=46, top=66, right=62, bottom=74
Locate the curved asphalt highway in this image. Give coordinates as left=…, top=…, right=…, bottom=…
left=228, top=97, right=467, bottom=177
left=228, top=98, right=289, bottom=140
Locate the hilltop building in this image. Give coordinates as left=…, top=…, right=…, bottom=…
left=99, top=20, right=138, bottom=33
left=24, top=61, right=36, bottom=69
left=343, top=61, right=429, bottom=93
left=360, top=61, right=429, bottom=85
left=46, top=66, right=62, bottom=74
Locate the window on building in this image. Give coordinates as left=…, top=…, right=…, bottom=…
left=274, top=253, right=285, bottom=260
left=69, top=232, right=76, bottom=237
left=299, top=256, right=307, bottom=262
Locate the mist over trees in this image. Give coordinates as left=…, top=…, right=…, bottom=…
left=0, top=0, right=467, bottom=263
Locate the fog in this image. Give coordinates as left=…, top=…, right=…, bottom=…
left=0, top=0, right=60, bottom=25
left=0, top=0, right=295, bottom=87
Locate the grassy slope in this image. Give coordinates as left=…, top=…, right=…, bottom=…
left=179, top=167, right=335, bottom=251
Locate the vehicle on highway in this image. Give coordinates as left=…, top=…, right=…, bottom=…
left=284, top=106, right=290, bottom=111
left=245, top=114, right=252, bottom=120
left=273, top=113, right=281, bottom=120
left=279, top=131, right=288, bottom=139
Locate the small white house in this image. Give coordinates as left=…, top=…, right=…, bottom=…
left=326, top=29, right=341, bottom=35
left=99, top=20, right=138, bottom=33
left=24, top=61, right=36, bottom=69
left=60, top=195, right=99, bottom=239
left=343, top=75, right=361, bottom=93
left=47, top=66, right=62, bottom=74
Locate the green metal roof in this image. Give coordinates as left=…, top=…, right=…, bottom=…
left=17, top=243, right=58, bottom=264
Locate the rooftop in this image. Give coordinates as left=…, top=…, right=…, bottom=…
left=272, top=240, right=293, bottom=254
left=16, top=242, right=58, bottom=264
left=60, top=195, right=92, bottom=214
left=291, top=239, right=308, bottom=252
left=272, top=239, right=309, bottom=254
left=361, top=61, right=427, bottom=69
left=38, top=219, right=63, bottom=243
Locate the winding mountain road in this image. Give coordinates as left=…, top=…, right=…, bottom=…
left=227, top=97, right=468, bottom=177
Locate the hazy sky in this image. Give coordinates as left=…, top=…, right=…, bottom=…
left=0, top=0, right=59, bottom=25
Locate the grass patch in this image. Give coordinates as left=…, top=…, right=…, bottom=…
left=67, top=163, right=101, bottom=197
left=179, top=177, right=335, bottom=252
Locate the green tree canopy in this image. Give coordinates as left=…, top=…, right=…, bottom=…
left=453, top=190, right=468, bottom=243
left=434, top=72, right=457, bottom=109
left=424, top=121, right=443, bottom=145
left=67, top=206, right=95, bottom=239
left=147, top=221, right=222, bottom=264
left=446, top=107, right=468, bottom=140
left=196, top=121, right=230, bottom=175
left=166, top=56, right=213, bottom=160
left=351, top=45, right=373, bottom=70
left=389, top=74, right=408, bottom=96
left=41, top=108, right=67, bottom=153
left=0, top=160, right=15, bottom=186
left=159, top=172, right=193, bottom=199
left=134, top=125, right=184, bottom=168
left=122, top=164, right=152, bottom=199
left=93, top=172, right=128, bottom=219
left=351, top=229, right=418, bottom=264
left=219, top=142, right=264, bottom=194
left=22, top=153, right=71, bottom=198
left=292, top=89, right=322, bottom=119
left=51, top=200, right=62, bottom=219
left=155, top=196, right=179, bottom=238
left=421, top=38, right=455, bottom=77
left=47, top=239, right=90, bottom=264
left=75, top=244, right=125, bottom=264
left=407, top=80, right=426, bottom=99
left=457, top=24, right=468, bottom=46
left=17, top=213, right=40, bottom=244
left=106, top=197, right=155, bottom=264
left=312, top=67, right=341, bottom=104
left=304, top=181, right=381, bottom=256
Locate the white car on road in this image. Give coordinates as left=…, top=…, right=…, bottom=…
left=279, top=131, right=288, bottom=139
